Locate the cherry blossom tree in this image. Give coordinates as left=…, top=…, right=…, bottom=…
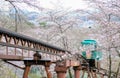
left=84, top=0, right=120, bottom=77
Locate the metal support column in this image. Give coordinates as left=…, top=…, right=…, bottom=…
left=23, top=65, right=31, bottom=78
left=101, top=74, right=104, bottom=78
left=45, top=66, right=52, bottom=78
left=73, top=66, right=81, bottom=78
left=55, top=66, right=67, bottom=78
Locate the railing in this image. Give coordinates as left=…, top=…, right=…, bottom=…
left=0, top=27, right=68, bottom=61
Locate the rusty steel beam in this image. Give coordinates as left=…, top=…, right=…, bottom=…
left=55, top=66, right=67, bottom=78
left=0, top=54, right=23, bottom=60
left=0, top=27, right=68, bottom=54
left=73, top=66, right=81, bottom=78
left=23, top=65, right=31, bottom=78
left=45, top=66, right=52, bottom=78
left=24, top=59, right=51, bottom=65
left=0, top=27, right=69, bottom=61
left=0, top=42, right=60, bottom=56
left=23, top=60, right=52, bottom=78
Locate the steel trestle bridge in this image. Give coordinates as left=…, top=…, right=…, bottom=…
left=0, top=27, right=109, bottom=78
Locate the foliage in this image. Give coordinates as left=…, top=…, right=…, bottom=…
left=29, top=73, right=42, bottom=78
left=0, top=63, right=18, bottom=78
left=39, top=22, right=46, bottom=27
left=84, top=0, right=120, bottom=77
left=1, top=0, right=120, bottom=78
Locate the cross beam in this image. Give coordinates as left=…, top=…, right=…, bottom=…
left=0, top=27, right=67, bottom=57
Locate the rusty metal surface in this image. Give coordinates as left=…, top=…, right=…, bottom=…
left=55, top=65, right=67, bottom=78
left=0, top=27, right=67, bottom=52
left=23, top=65, right=31, bottom=78
left=0, top=42, right=61, bottom=56
left=45, top=66, right=52, bottom=78
left=0, top=54, right=23, bottom=60
left=24, top=59, right=51, bottom=66
left=74, top=69, right=81, bottom=78
left=0, top=27, right=108, bottom=78
left=0, top=27, right=68, bottom=61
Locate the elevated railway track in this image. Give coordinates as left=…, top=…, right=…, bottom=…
left=0, top=27, right=112, bottom=78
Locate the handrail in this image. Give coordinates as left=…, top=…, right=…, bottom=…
left=0, top=27, right=68, bottom=52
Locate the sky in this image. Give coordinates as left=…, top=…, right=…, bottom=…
left=39, top=0, right=88, bottom=10
left=0, top=0, right=89, bottom=12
